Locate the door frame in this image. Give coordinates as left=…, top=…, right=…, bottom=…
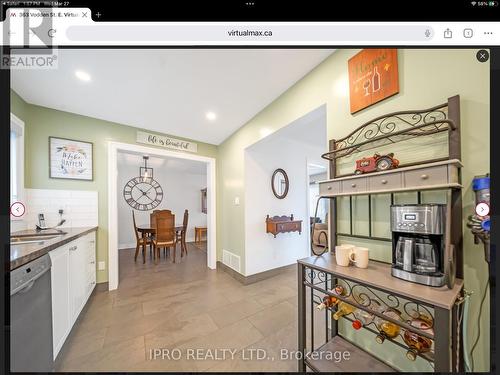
left=107, top=141, right=217, bottom=291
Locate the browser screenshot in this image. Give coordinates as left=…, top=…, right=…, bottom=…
left=1, top=1, right=496, bottom=373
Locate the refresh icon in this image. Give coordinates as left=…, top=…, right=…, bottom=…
left=48, top=28, right=57, bottom=38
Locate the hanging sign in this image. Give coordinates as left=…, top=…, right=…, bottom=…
left=136, top=131, right=198, bottom=153
left=348, top=49, right=399, bottom=114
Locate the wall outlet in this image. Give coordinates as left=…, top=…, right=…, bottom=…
left=98, top=261, right=106, bottom=271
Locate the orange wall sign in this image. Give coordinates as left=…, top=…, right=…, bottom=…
left=348, top=49, right=399, bottom=114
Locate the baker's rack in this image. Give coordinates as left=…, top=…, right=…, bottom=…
left=298, top=95, right=464, bottom=372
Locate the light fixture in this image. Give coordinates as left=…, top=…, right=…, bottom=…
left=206, top=111, right=217, bottom=121
left=140, top=156, right=154, bottom=182
left=75, top=70, right=91, bottom=82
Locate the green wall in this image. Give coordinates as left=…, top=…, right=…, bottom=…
left=217, top=49, right=490, bottom=371
left=10, top=90, right=217, bottom=283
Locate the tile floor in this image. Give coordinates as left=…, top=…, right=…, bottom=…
left=55, top=243, right=325, bottom=372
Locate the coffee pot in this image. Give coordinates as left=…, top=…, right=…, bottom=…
left=391, top=204, right=448, bottom=287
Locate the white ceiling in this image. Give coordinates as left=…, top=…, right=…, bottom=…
left=11, top=49, right=333, bottom=145
left=247, top=104, right=328, bottom=164
left=117, top=150, right=207, bottom=175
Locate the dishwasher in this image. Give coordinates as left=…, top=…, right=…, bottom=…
left=10, top=253, right=54, bottom=372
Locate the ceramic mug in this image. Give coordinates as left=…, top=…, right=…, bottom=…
left=335, top=244, right=355, bottom=267
left=349, top=247, right=370, bottom=268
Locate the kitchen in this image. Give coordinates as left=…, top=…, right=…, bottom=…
left=8, top=48, right=490, bottom=372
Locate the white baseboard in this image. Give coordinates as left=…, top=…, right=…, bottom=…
left=118, top=242, right=136, bottom=250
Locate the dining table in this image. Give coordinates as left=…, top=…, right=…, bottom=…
left=136, top=224, right=184, bottom=237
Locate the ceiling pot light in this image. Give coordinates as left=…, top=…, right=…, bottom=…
left=75, top=70, right=91, bottom=82
left=206, top=112, right=217, bottom=121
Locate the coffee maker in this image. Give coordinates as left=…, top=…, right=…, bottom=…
left=391, top=204, right=446, bottom=287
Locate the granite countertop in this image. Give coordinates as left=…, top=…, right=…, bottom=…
left=10, top=227, right=98, bottom=270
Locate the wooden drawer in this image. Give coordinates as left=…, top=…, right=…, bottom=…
left=404, top=165, right=448, bottom=188
left=319, top=181, right=341, bottom=196
left=369, top=173, right=402, bottom=192
left=342, top=178, right=367, bottom=195
left=266, top=215, right=303, bottom=237
left=276, top=222, right=301, bottom=232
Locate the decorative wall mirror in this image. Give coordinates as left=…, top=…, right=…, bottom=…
left=271, top=168, right=289, bottom=199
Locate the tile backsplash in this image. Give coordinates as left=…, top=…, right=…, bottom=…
left=20, top=189, right=98, bottom=230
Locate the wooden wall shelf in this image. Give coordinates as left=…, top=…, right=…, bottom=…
left=266, top=215, right=302, bottom=238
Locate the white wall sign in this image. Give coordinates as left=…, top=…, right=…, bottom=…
left=49, top=137, right=93, bottom=180
left=136, top=131, right=198, bottom=153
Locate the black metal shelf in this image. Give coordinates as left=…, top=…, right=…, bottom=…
left=311, top=293, right=435, bottom=367
left=300, top=96, right=464, bottom=373
left=304, top=336, right=396, bottom=373
left=321, top=102, right=455, bottom=162
left=307, top=277, right=436, bottom=340
left=298, top=258, right=463, bottom=372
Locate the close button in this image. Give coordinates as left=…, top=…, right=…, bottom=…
left=477, top=49, right=490, bottom=63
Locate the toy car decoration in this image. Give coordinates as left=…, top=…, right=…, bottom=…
left=354, top=153, right=399, bottom=175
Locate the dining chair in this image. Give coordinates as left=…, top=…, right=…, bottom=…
left=149, top=211, right=161, bottom=257
left=153, top=212, right=177, bottom=264
left=176, top=209, right=189, bottom=257
left=132, top=210, right=151, bottom=264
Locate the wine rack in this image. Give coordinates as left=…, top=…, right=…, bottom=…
left=297, top=256, right=464, bottom=372
left=309, top=272, right=435, bottom=367
left=299, top=95, right=465, bottom=372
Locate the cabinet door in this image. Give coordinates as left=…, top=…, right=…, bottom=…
left=68, top=239, right=86, bottom=325
left=48, top=245, right=70, bottom=359
left=84, top=232, right=97, bottom=297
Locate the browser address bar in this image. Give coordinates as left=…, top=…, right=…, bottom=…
left=65, top=23, right=435, bottom=44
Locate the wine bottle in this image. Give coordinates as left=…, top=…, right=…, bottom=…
left=374, top=308, right=402, bottom=343
left=332, top=301, right=356, bottom=320
left=316, top=295, right=339, bottom=311
left=403, top=314, right=434, bottom=361
left=372, top=66, right=381, bottom=92
left=316, top=285, right=345, bottom=310
left=352, top=300, right=381, bottom=330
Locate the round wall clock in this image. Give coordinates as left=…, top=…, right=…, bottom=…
left=123, top=177, right=163, bottom=211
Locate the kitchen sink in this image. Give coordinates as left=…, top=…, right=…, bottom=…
left=10, top=232, right=66, bottom=245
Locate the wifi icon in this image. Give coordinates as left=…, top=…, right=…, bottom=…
left=471, top=1, right=477, bottom=5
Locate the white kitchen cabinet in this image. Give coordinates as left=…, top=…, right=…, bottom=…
left=82, top=232, right=97, bottom=301
left=69, top=232, right=97, bottom=325
left=49, top=230, right=97, bottom=359
left=48, top=244, right=71, bottom=360
left=68, top=239, right=87, bottom=325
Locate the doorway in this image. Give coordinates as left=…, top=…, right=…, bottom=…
left=116, top=150, right=209, bottom=282
left=107, top=141, right=216, bottom=291
left=307, top=162, right=329, bottom=256
left=243, top=105, right=327, bottom=275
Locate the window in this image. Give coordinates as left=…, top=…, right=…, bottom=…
left=10, top=114, right=24, bottom=210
